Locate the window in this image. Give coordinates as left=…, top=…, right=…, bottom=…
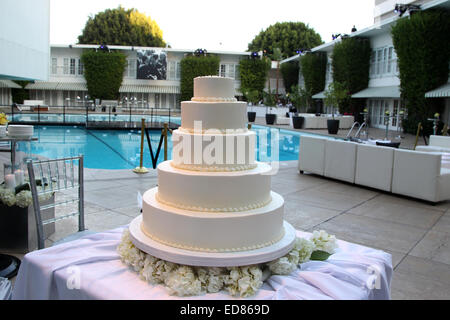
left=392, top=100, right=399, bottom=127
left=78, top=59, right=83, bottom=75
left=125, top=59, right=137, bottom=78
left=63, top=58, right=69, bottom=74
left=167, top=61, right=181, bottom=80
left=51, top=57, right=57, bottom=74
left=234, top=64, right=240, bottom=80
left=70, top=58, right=76, bottom=75
left=220, top=63, right=237, bottom=79
left=387, top=47, right=393, bottom=73
left=370, top=46, right=398, bottom=78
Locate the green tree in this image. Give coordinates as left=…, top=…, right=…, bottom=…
left=239, top=57, right=271, bottom=102
left=11, top=81, right=30, bottom=104
left=180, top=54, right=220, bottom=102
left=331, top=37, right=371, bottom=114
left=280, top=61, right=300, bottom=94
left=392, top=9, right=450, bottom=134
left=248, top=22, right=323, bottom=60
left=81, top=50, right=127, bottom=100
left=324, top=82, right=348, bottom=118
left=78, top=6, right=166, bottom=47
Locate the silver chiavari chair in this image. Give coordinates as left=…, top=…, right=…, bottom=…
left=27, top=155, right=93, bottom=249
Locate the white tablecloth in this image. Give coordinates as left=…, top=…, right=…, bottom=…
left=12, top=227, right=392, bottom=300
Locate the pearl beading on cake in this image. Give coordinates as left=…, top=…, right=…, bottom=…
left=140, top=222, right=285, bottom=253
left=155, top=192, right=272, bottom=212
left=170, top=161, right=257, bottom=172
left=191, top=97, right=237, bottom=102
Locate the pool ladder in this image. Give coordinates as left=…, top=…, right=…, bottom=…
left=346, top=122, right=368, bottom=140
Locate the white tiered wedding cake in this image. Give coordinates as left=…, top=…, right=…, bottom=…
left=130, top=76, right=295, bottom=265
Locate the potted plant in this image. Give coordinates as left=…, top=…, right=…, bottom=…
left=244, top=90, right=259, bottom=123
left=0, top=178, right=55, bottom=252
left=324, top=82, right=347, bottom=134
left=264, top=90, right=277, bottom=125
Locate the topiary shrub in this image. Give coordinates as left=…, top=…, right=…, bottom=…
left=11, top=81, right=30, bottom=104
left=81, top=49, right=127, bottom=100
left=300, top=51, right=327, bottom=97
left=180, top=54, right=220, bottom=102
left=331, top=37, right=371, bottom=114
left=392, top=9, right=450, bottom=134
left=239, top=57, right=271, bottom=102
left=280, top=61, right=300, bottom=94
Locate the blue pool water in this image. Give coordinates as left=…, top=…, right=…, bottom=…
left=17, top=124, right=316, bottom=169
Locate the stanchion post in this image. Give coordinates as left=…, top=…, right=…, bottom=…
left=163, top=122, right=168, bottom=161
left=248, top=123, right=252, bottom=130
left=133, top=118, right=149, bottom=174
left=413, top=122, right=422, bottom=150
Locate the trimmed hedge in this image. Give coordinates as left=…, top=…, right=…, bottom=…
left=81, top=50, right=127, bottom=100
left=239, top=57, right=271, bottom=102
left=180, top=54, right=220, bottom=102
left=392, top=9, right=450, bottom=134
left=11, top=81, right=30, bottom=104
left=300, top=52, right=327, bottom=96
left=331, top=37, right=371, bottom=114
left=280, top=61, right=300, bottom=94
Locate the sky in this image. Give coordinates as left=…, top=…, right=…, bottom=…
left=50, top=0, right=375, bottom=52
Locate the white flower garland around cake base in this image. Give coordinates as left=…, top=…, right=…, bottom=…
left=117, top=228, right=338, bottom=297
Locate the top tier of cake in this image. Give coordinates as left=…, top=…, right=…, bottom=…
left=192, top=76, right=237, bottom=102
left=181, top=76, right=246, bottom=132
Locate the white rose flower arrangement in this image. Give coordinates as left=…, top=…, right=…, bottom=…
left=117, top=229, right=338, bottom=297
left=0, top=182, right=54, bottom=208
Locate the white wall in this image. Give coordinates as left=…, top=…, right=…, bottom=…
left=0, top=0, right=50, bottom=80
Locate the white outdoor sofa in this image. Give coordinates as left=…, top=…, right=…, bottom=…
left=298, top=135, right=450, bottom=202
left=415, top=135, right=450, bottom=153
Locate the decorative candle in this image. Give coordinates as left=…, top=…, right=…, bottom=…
left=5, top=174, right=16, bottom=190
left=14, top=169, right=24, bottom=185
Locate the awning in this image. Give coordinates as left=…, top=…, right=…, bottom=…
left=25, top=82, right=59, bottom=90
left=119, top=85, right=180, bottom=94
left=352, top=86, right=400, bottom=98
left=425, top=83, right=450, bottom=98
left=312, top=91, right=326, bottom=99
left=0, top=80, right=22, bottom=89
left=57, top=82, right=88, bottom=91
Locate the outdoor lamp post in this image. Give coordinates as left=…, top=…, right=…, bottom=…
left=427, top=113, right=440, bottom=135
left=384, top=110, right=391, bottom=140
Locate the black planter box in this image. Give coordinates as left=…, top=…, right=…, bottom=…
left=0, top=195, right=55, bottom=253
left=247, top=111, right=256, bottom=123
left=292, top=116, right=304, bottom=129
left=327, top=119, right=340, bottom=134
left=265, top=114, right=277, bottom=125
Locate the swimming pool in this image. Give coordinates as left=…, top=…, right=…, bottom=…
left=16, top=125, right=317, bottom=169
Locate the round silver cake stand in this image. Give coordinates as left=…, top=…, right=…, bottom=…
left=129, top=215, right=297, bottom=267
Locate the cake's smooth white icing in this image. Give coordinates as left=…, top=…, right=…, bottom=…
left=140, top=75, right=286, bottom=254
left=181, top=101, right=247, bottom=131
left=193, top=76, right=236, bottom=100
left=142, top=187, right=285, bottom=252
left=172, top=129, right=256, bottom=169
left=156, top=161, right=272, bottom=211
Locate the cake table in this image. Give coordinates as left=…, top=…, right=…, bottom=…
left=11, top=226, right=393, bottom=300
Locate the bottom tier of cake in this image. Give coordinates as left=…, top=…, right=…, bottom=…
left=141, top=187, right=285, bottom=253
